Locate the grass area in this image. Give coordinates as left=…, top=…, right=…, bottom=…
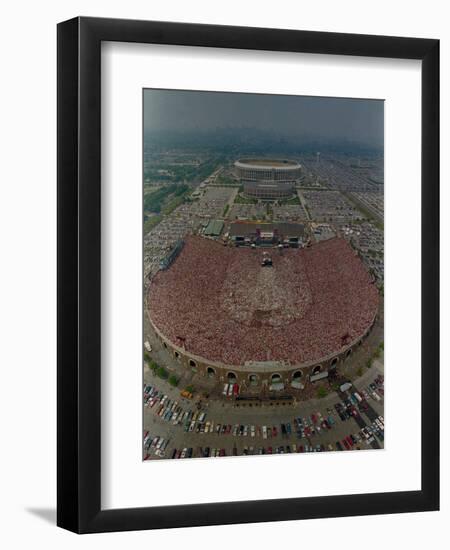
left=234, top=193, right=257, bottom=204
left=143, top=183, right=192, bottom=234
left=148, top=359, right=169, bottom=380
left=144, top=183, right=189, bottom=214
left=216, top=174, right=237, bottom=185
left=342, top=191, right=384, bottom=231
left=279, top=195, right=301, bottom=205
left=162, top=194, right=185, bottom=216
left=144, top=214, right=163, bottom=234
left=144, top=158, right=225, bottom=184
left=156, top=366, right=169, bottom=380
left=365, top=341, right=384, bottom=370
left=317, top=386, right=328, bottom=398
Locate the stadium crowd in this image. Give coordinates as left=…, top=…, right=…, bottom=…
left=148, top=236, right=379, bottom=366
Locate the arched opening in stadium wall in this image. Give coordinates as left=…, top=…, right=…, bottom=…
left=207, top=367, right=215, bottom=378
left=270, top=373, right=284, bottom=391
left=189, top=359, right=197, bottom=368
left=227, top=372, right=237, bottom=383
left=313, top=365, right=322, bottom=375
left=248, top=374, right=258, bottom=387
left=291, top=369, right=304, bottom=389
left=345, top=349, right=352, bottom=359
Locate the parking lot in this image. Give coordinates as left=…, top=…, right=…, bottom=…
left=143, top=363, right=384, bottom=460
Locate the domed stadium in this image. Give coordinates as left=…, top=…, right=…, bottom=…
left=234, top=158, right=301, bottom=200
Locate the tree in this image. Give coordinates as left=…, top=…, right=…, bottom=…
left=168, top=374, right=179, bottom=387
left=317, top=386, right=328, bottom=398
left=156, top=366, right=168, bottom=379
left=149, top=360, right=158, bottom=373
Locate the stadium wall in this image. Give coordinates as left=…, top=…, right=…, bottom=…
left=148, top=313, right=377, bottom=391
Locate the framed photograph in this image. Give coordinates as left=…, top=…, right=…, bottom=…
left=57, top=17, right=439, bottom=533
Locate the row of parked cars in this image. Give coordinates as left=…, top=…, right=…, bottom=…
left=144, top=383, right=207, bottom=430
left=335, top=382, right=383, bottom=422
left=292, top=411, right=337, bottom=439
left=171, top=447, right=194, bottom=459
left=174, top=408, right=341, bottom=441
left=334, top=399, right=363, bottom=421
left=337, top=414, right=385, bottom=450
left=361, top=375, right=384, bottom=402
left=167, top=416, right=385, bottom=460
left=143, top=432, right=170, bottom=458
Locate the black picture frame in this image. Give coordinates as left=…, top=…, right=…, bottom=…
left=57, top=16, right=439, bottom=533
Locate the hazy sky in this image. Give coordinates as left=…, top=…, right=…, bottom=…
left=144, top=89, right=384, bottom=147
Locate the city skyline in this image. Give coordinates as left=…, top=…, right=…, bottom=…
left=144, top=89, right=384, bottom=148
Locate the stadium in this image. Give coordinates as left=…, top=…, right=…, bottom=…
left=147, top=235, right=379, bottom=392
left=234, top=158, right=301, bottom=200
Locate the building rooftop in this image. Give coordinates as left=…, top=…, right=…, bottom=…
left=235, top=158, right=300, bottom=170
left=228, top=222, right=304, bottom=238
left=204, top=219, right=224, bottom=236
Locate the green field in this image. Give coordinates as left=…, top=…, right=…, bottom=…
left=144, top=183, right=189, bottom=214
left=234, top=193, right=258, bottom=204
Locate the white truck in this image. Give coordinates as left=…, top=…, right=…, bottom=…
left=144, top=341, right=152, bottom=352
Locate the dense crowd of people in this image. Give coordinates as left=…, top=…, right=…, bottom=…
left=148, top=236, right=379, bottom=367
